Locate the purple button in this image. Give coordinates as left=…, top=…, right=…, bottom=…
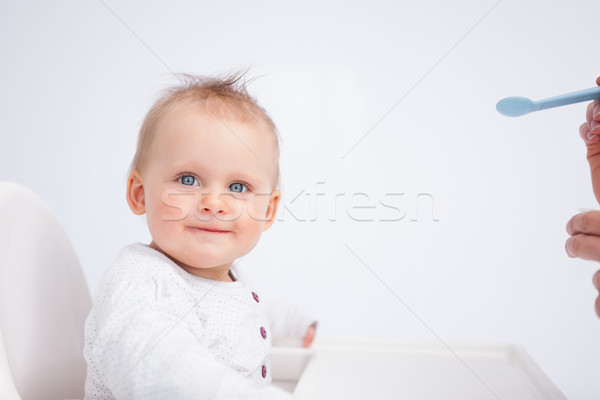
left=252, top=292, right=260, bottom=303
left=260, top=327, right=267, bottom=339
left=261, top=365, right=267, bottom=378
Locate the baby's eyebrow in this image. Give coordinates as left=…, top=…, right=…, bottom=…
left=226, top=172, right=261, bottom=184
left=171, top=164, right=261, bottom=185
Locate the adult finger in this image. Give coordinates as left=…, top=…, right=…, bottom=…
left=586, top=100, right=600, bottom=126
left=586, top=99, right=600, bottom=121
left=580, top=121, right=600, bottom=145
left=580, top=122, right=595, bottom=144
left=566, top=211, right=600, bottom=236
left=595, top=77, right=600, bottom=123
left=594, top=271, right=600, bottom=318
left=594, top=270, right=600, bottom=291
left=565, top=233, right=600, bottom=261
left=592, top=118, right=600, bottom=134
left=585, top=141, right=600, bottom=202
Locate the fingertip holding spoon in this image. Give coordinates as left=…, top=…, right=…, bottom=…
left=496, top=86, right=600, bottom=117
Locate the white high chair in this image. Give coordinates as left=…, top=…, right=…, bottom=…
left=0, top=181, right=568, bottom=399
left=0, top=181, right=91, bottom=400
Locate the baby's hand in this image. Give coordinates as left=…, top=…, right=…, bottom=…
left=579, top=76, right=600, bottom=202
left=302, top=322, right=317, bottom=348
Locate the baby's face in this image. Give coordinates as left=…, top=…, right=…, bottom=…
left=134, top=101, right=280, bottom=279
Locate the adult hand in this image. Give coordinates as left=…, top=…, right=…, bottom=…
left=567, top=75, right=600, bottom=318
left=579, top=76, right=600, bottom=201
left=565, top=211, right=600, bottom=317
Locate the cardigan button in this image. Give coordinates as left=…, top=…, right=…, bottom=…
left=262, top=364, right=267, bottom=378
left=252, top=292, right=260, bottom=303
left=260, top=326, right=267, bottom=339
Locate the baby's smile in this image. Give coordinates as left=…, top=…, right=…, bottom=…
left=190, top=226, right=230, bottom=233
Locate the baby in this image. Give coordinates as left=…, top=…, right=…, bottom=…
left=83, top=73, right=316, bottom=399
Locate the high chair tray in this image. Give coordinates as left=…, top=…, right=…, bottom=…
left=271, top=338, right=565, bottom=400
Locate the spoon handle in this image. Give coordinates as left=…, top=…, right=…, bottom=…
left=533, top=86, right=600, bottom=111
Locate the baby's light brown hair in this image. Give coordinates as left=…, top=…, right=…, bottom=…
left=129, top=71, right=281, bottom=189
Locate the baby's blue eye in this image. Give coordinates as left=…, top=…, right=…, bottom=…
left=229, top=182, right=247, bottom=193
left=179, top=175, right=198, bottom=186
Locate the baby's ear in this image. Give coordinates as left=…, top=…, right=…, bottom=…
left=126, top=169, right=146, bottom=215
left=262, top=189, right=281, bottom=231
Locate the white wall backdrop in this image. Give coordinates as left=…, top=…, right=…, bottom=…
left=1, top=0, right=600, bottom=398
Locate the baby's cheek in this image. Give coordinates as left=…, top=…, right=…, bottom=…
left=159, top=190, right=195, bottom=221
left=245, top=194, right=271, bottom=223
left=237, top=211, right=267, bottom=251
left=224, top=196, right=245, bottom=222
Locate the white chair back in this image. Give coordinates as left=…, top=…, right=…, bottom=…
left=0, top=182, right=91, bottom=400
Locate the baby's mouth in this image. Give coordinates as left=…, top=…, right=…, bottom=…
left=189, top=226, right=230, bottom=234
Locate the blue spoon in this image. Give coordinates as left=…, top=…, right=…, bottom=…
left=496, top=86, right=600, bottom=117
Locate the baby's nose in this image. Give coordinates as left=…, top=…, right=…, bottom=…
left=197, top=191, right=228, bottom=215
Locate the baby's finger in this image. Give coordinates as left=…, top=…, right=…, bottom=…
left=595, top=296, right=600, bottom=319
left=565, top=233, right=600, bottom=261
left=567, top=211, right=600, bottom=236
left=302, top=326, right=316, bottom=348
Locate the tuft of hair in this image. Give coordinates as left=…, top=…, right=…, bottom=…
left=129, top=70, right=281, bottom=189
